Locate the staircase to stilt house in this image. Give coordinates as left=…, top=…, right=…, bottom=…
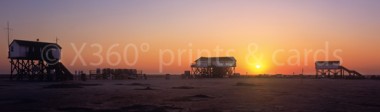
left=340, top=66, right=364, bottom=79
left=47, top=62, right=73, bottom=81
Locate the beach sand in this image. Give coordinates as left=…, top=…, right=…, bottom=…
left=1, top=77, right=380, bottom=112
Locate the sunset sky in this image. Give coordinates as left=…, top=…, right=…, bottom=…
left=0, top=0, right=380, bottom=75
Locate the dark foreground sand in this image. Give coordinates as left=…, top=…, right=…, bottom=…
left=1, top=77, right=380, bottom=112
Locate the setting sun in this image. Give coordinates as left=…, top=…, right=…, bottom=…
left=247, top=62, right=267, bottom=74
left=256, top=65, right=261, bottom=69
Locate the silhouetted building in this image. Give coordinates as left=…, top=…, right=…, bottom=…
left=315, top=61, right=363, bottom=79
left=191, top=57, right=236, bottom=78
left=8, top=39, right=73, bottom=81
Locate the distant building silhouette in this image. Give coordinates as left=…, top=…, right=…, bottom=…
left=191, top=57, right=236, bottom=78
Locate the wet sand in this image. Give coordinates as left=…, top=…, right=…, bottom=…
left=1, top=77, right=380, bottom=112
